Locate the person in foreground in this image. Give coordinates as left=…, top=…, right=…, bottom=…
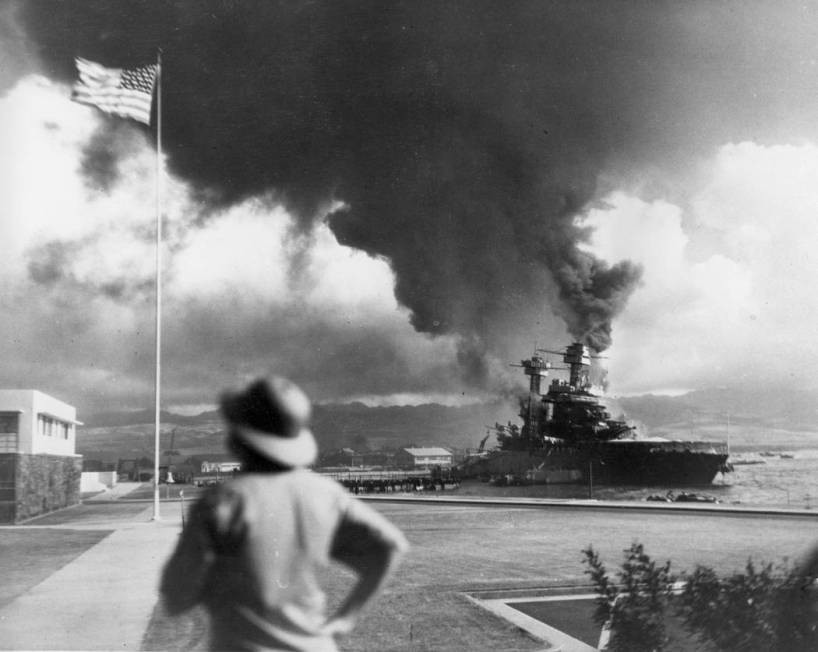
left=160, top=375, right=409, bottom=651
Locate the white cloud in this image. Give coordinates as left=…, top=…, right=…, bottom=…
left=0, top=75, right=184, bottom=291
left=305, top=222, right=398, bottom=313
left=583, top=141, right=818, bottom=394
left=0, top=77, right=92, bottom=275
left=170, top=201, right=292, bottom=301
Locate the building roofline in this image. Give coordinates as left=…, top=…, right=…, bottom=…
left=38, top=411, right=83, bottom=426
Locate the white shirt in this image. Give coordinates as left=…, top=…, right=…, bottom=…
left=161, top=469, right=407, bottom=651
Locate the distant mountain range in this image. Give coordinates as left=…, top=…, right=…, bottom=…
left=82, top=409, right=222, bottom=428
left=77, top=386, right=818, bottom=462
left=619, top=387, right=818, bottom=431
left=78, top=402, right=519, bottom=461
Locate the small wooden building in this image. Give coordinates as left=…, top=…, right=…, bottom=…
left=394, top=446, right=453, bottom=470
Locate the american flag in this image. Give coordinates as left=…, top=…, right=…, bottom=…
left=72, top=58, right=158, bottom=125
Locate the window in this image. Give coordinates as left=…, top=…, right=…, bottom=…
left=37, top=415, right=71, bottom=439
left=0, top=413, right=19, bottom=452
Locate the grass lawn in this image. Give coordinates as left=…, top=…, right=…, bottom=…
left=24, top=501, right=151, bottom=525
left=0, top=529, right=111, bottom=608
left=141, top=603, right=210, bottom=651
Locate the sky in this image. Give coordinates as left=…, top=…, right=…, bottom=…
left=3, top=1, right=818, bottom=414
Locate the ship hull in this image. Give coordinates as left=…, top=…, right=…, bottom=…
left=460, top=440, right=729, bottom=486
left=584, top=440, right=729, bottom=486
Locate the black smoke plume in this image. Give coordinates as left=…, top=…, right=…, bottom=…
left=22, top=1, right=642, bottom=369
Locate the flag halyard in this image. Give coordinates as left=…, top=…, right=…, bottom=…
left=72, top=58, right=158, bottom=125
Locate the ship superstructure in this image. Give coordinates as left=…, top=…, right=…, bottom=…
left=475, top=342, right=731, bottom=485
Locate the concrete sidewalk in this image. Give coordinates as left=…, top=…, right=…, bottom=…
left=0, top=507, right=182, bottom=651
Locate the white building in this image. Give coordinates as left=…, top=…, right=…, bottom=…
left=201, top=460, right=241, bottom=474
left=394, top=447, right=453, bottom=470
left=0, top=390, right=83, bottom=523
left=0, top=390, right=82, bottom=456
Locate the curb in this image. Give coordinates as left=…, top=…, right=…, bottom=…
left=357, top=494, right=818, bottom=518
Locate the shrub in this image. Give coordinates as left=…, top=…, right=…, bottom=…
left=583, top=543, right=818, bottom=652
left=678, top=560, right=783, bottom=650
left=582, top=542, right=674, bottom=652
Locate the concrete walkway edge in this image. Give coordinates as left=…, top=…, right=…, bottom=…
left=358, top=493, right=818, bottom=518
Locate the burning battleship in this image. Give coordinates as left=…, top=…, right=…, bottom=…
left=463, top=343, right=731, bottom=485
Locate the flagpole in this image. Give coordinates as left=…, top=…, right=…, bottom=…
left=153, top=49, right=163, bottom=521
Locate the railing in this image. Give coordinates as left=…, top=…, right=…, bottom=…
left=318, top=469, right=440, bottom=481
left=321, top=468, right=462, bottom=495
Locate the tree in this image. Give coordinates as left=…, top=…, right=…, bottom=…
left=583, top=542, right=818, bottom=651
left=679, top=556, right=818, bottom=651
left=583, top=543, right=673, bottom=651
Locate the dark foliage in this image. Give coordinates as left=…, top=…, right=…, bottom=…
left=584, top=543, right=818, bottom=652
left=583, top=542, right=673, bottom=651
left=680, top=553, right=818, bottom=651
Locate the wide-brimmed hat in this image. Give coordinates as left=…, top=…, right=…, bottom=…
left=220, top=376, right=317, bottom=468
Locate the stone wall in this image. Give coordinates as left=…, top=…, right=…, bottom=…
left=0, top=453, right=82, bottom=523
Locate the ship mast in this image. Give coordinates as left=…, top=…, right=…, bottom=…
left=537, top=342, right=597, bottom=391
left=562, top=342, right=592, bottom=389
left=513, top=355, right=551, bottom=438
